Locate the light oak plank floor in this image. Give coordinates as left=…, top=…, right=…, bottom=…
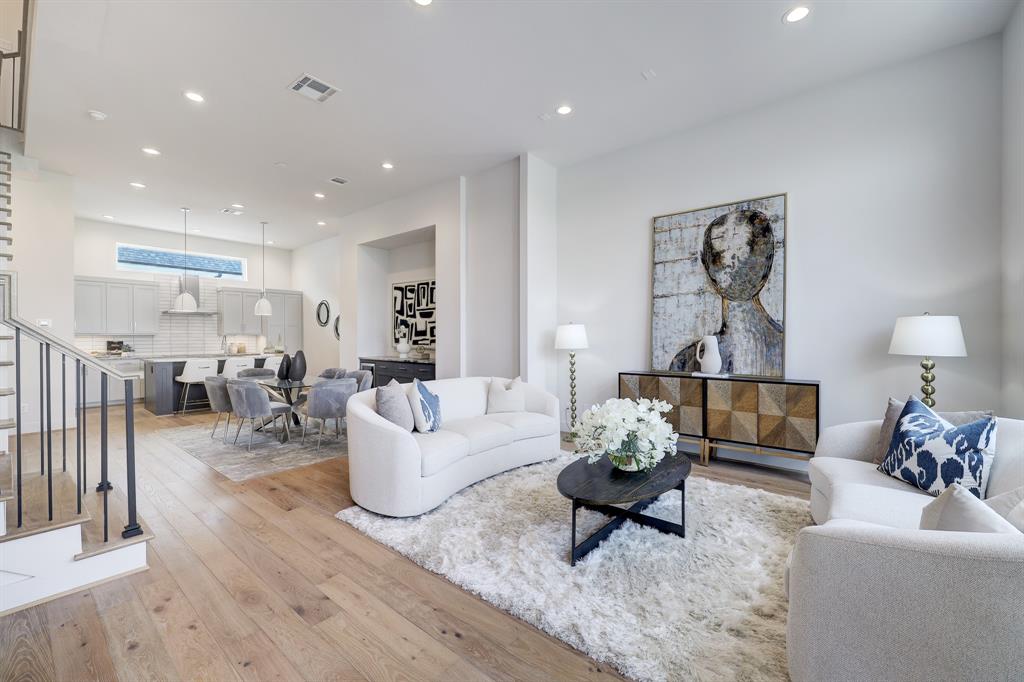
left=2, top=406, right=808, bottom=681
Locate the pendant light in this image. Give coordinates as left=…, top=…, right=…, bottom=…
left=254, top=221, right=272, bottom=316
left=172, top=207, right=198, bottom=313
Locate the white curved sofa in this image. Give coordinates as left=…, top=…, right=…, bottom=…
left=346, top=377, right=560, bottom=517
left=788, top=417, right=1024, bottom=682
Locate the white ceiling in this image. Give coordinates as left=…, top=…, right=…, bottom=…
left=25, top=0, right=1016, bottom=249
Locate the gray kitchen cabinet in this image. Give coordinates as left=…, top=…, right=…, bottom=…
left=74, top=278, right=160, bottom=336
left=284, top=293, right=303, bottom=352
left=74, top=280, right=106, bottom=335
left=104, top=283, right=134, bottom=335
left=242, top=292, right=262, bottom=335
left=217, top=290, right=245, bottom=334
left=131, top=284, right=160, bottom=334
left=265, top=292, right=286, bottom=348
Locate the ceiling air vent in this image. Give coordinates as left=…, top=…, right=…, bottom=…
left=329, top=177, right=348, bottom=186
left=289, top=74, right=338, bottom=103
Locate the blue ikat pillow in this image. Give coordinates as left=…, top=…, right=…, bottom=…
left=878, top=396, right=997, bottom=498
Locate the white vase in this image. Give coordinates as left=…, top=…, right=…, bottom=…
left=396, top=340, right=411, bottom=359
left=696, top=335, right=722, bottom=374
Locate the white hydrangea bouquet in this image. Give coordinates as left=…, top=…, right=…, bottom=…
left=574, top=397, right=679, bottom=472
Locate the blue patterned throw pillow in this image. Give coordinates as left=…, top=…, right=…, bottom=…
left=409, top=378, right=442, bottom=433
left=879, top=396, right=997, bottom=498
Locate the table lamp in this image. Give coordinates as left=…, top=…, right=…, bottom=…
left=555, top=323, right=588, bottom=440
left=888, top=313, right=966, bottom=408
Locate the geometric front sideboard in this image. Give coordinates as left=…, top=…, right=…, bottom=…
left=619, top=371, right=820, bottom=466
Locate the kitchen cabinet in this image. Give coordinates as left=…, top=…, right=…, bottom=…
left=74, top=278, right=160, bottom=336
left=242, top=292, right=262, bottom=335
left=74, top=280, right=106, bottom=335
left=219, top=288, right=303, bottom=349
left=265, top=292, right=286, bottom=348
left=85, top=358, right=144, bottom=406
left=218, top=290, right=244, bottom=335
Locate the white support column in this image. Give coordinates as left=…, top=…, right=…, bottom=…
left=518, top=154, right=558, bottom=394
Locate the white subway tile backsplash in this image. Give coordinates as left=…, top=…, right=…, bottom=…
left=74, top=275, right=262, bottom=356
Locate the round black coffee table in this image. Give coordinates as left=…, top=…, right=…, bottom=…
left=556, top=455, right=691, bottom=565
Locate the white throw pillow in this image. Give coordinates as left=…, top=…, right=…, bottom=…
left=920, top=484, right=1022, bottom=534
left=487, top=377, right=525, bottom=414
left=985, top=486, right=1024, bottom=532
left=407, top=378, right=442, bottom=433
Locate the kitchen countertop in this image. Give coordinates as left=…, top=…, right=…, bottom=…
left=358, top=355, right=436, bottom=365
left=141, top=353, right=284, bottom=364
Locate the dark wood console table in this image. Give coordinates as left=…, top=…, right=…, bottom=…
left=619, top=371, right=820, bottom=466
left=359, top=356, right=435, bottom=387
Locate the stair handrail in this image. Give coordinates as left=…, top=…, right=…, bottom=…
left=0, top=271, right=134, bottom=379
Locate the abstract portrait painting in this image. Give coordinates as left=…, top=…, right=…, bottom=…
left=651, top=194, right=785, bottom=377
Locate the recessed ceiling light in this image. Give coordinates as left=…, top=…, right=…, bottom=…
left=556, top=105, right=573, bottom=116
left=230, top=203, right=244, bottom=209
left=88, top=110, right=108, bottom=121
left=413, top=0, right=432, bottom=5
left=314, top=192, right=325, bottom=199
left=232, top=210, right=243, bottom=216
left=102, top=214, right=115, bottom=220
left=192, top=229, right=201, bottom=233
left=317, top=221, right=326, bottom=226
left=184, top=91, right=205, bottom=103
left=141, top=147, right=161, bottom=156
left=273, top=161, right=288, bottom=169
left=266, top=240, right=274, bottom=245
left=783, top=6, right=810, bottom=23
left=129, top=182, right=146, bottom=189
left=381, top=162, right=394, bottom=170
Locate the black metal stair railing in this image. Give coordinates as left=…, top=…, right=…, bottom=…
left=0, top=269, right=143, bottom=541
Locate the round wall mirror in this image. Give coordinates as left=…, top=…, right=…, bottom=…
left=316, top=300, right=331, bottom=327
left=333, top=315, right=341, bottom=340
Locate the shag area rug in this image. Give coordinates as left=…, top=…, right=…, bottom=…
left=337, top=453, right=811, bottom=682
left=160, top=422, right=347, bottom=481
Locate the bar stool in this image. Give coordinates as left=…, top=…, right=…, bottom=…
left=262, top=355, right=283, bottom=375
left=221, top=356, right=255, bottom=379
left=175, top=358, right=217, bottom=413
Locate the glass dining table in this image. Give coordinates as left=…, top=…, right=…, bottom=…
left=254, top=377, right=312, bottom=434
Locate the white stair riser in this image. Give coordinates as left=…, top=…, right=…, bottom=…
left=0, top=499, right=5, bottom=536
left=0, top=526, right=146, bottom=613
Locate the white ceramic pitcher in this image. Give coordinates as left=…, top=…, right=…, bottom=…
left=696, top=335, right=722, bottom=374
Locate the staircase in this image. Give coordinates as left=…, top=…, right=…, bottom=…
left=0, top=146, right=151, bottom=615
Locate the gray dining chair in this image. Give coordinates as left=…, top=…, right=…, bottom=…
left=226, top=379, right=292, bottom=451
left=204, top=376, right=233, bottom=442
left=238, top=368, right=277, bottom=379
left=342, top=369, right=372, bottom=392
left=298, top=378, right=358, bottom=449
left=316, top=368, right=347, bottom=381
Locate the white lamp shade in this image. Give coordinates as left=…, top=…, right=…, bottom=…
left=172, top=291, right=197, bottom=313
left=254, top=296, right=273, bottom=317
left=555, top=323, right=588, bottom=350
left=889, top=315, right=966, bottom=357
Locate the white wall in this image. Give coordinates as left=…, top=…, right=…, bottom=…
left=466, top=158, right=520, bottom=378
left=74, top=218, right=292, bottom=290
left=290, top=235, right=341, bottom=379
left=1004, top=1, right=1024, bottom=419
left=9, top=165, right=77, bottom=433
left=557, top=37, right=1005, bottom=434
left=335, top=179, right=465, bottom=378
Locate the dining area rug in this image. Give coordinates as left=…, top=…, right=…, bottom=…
left=158, top=421, right=347, bottom=481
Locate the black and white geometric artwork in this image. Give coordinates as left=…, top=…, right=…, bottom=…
left=393, top=279, right=436, bottom=347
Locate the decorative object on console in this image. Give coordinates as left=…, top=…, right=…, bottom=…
left=619, top=371, right=819, bottom=466
left=653, top=194, right=785, bottom=377
left=316, top=300, right=331, bottom=327
left=888, top=313, right=966, bottom=408
left=878, top=396, right=996, bottom=498
left=409, top=378, right=441, bottom=433
left=696, top=335, right=723, bottom=374
left=254, top=221, right=273, bottom=317
left=574, top=397, right=678, bottom=472
left=393, top=278, right=436, bottom=347
left=872, top=397, right=992, bottom=466
left=289, top=350, right=307, bottom=382
left=171, top=207, right=199, bottom=313
left=395, top=327, right=412, bottom=359
left=276, top=353, right=291, bottom=380
left=555, top=323, right=588, bottom=441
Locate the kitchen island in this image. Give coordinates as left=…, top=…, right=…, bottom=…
left=143, top=354, right=282, bottom=416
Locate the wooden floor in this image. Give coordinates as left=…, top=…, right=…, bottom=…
left=0, top=406, right=809, bottom=682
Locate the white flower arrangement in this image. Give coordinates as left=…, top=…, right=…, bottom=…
left=574, top=397, right=679, bottom=472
